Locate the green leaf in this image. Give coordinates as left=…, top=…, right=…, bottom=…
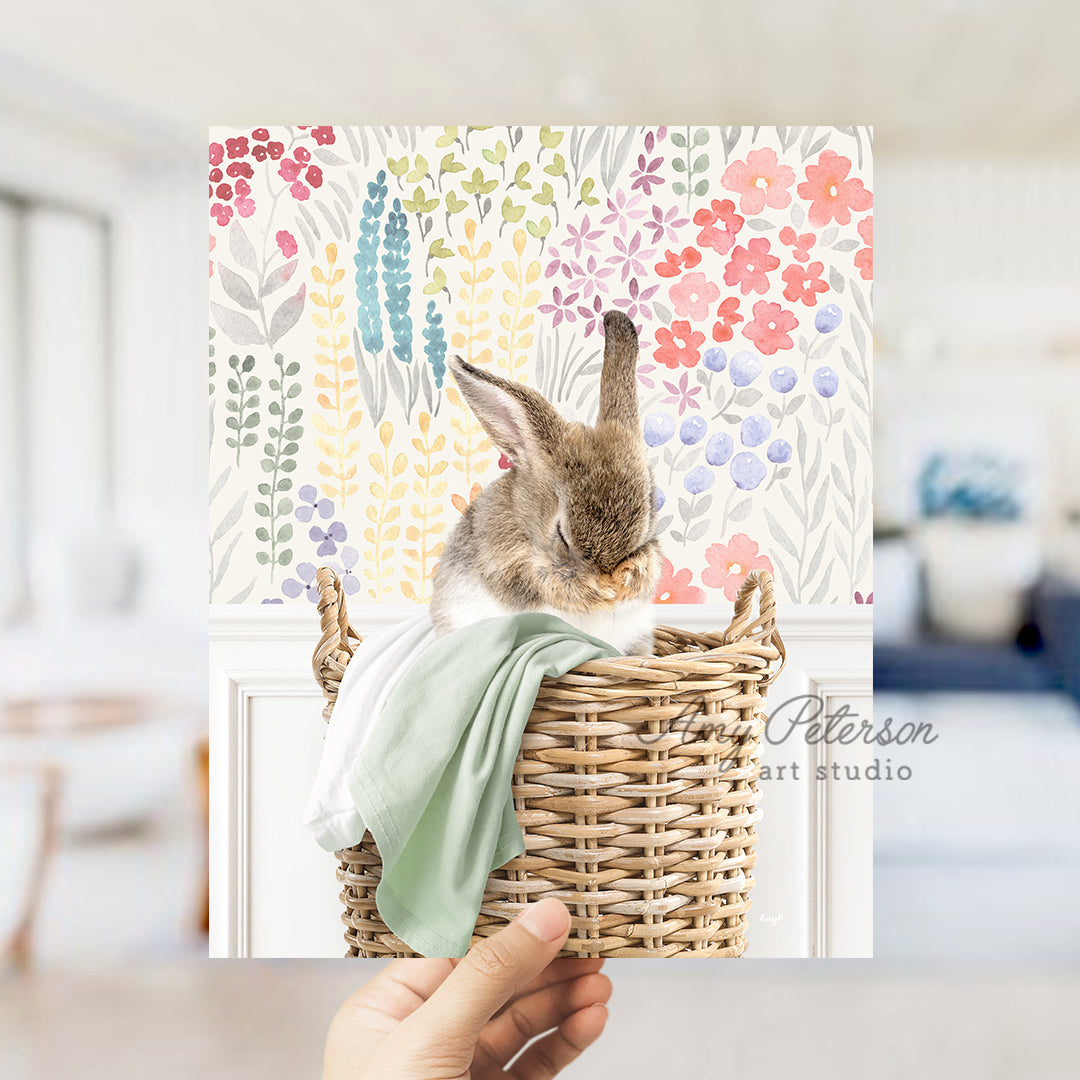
left=435, top=126, right=458, bottom=147
left=501, top=196, right=525, bottom=222
left=671, top=131, right=687, bottom=148
left=539, top=125, right=563, bottom=149
left=277, top=523, right=293, bottom=542
left=439, top=152, right=464, bottom=173
left=387, top=156, right=409, bottom=176
left=543, top=153, right=565, bottom=177
left=693, top=179, right=709, bottom=197
left=693, top=128, right=710, bottom=146
left=255, top=526, right=270, bottom=542
left=672, top=181, right=686, bottom=195
left=255, top=551, right=270, bottom=565
left=445, top=192, right=467, bottom=214
left=424, top=265, right=447, bottom=296
left=693, top=153, right=709, bottom=172
left=277, top=549, right=292, bottom=565
left=513, top=161, right=532, bottom=188
left=428, top=237, right=452, bottom=260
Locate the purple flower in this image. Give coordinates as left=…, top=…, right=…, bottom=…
left=654, top=488, right=666, bottom=512
left=261, top=597, right=285, bottom=604
left=661, top=371, right=702, bottom=415
left=815, top=304, right=842, bottom=334
left=769, top=366, right=797, bottom=393
left=703, top=347, right=727, bottom=372
left=281, top=561, right=319, bottom=601
left=730, top=452, right=767, bottom=491
left=636, top=359, right=658, bottom=390
left=563, top=254, right=614, bottom=299
left=560, top=214, right=603, bottom=260
left=333, top=546, right=361, bottom=595
left=813, top=366, right=839, bottom=398
left=767, top=439, right=792, bottom=464
left=612, top=276, right=660, bottom=324
left=539, top=285, right=581, bottom=327
left=643, top=411, right=676, bottom=447
left=729, top=350, right=762, bottom=387
left=295, top=484, right=334, bottom=522
left=740, top=414, right=771, bottom=447
left=643, top=128, right=668, bottom=156
left=630, top=153, right=666, bottom=197
left=606, top=229, right=655, bottom=283
left=601, top=189, right=647, bottom=237
left=577, top=294, right=604, bottom=336
left=684, top=465, right=715, bottom=494
left=680, top=415, right=707, bottom=445
left=644, top=204, right=690, bottom=245
left=310, top=520, right=347, bottom=557
left=544, top=256, right=563, bottom=280
left=706, top=432, right=734, bottom=466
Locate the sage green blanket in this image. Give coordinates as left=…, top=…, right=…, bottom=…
left=347, top=613, right=616, bottom=957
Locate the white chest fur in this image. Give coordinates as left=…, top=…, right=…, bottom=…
left=439, top=574, right=653, bottom=655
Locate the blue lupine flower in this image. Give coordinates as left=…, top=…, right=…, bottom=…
left=643, top=412, right=676, bottom=447
left=740, top=414, right=771, bottom=447
left=684, top=465, right=715, bottom=494
left=813, top=366, right=839, bottom=398
left=769, top=365, right=797, bottom=393
left=815, top=304, right=842, bottom=333
left=729, top=350, right=762, bottom=386
left=422, top=300, right=446, bottom=387
left=767, top=439, right=792, bottom=464
left=705, top=432, right=733, bottom=466
left=354, top=170, right=387, bottom=352
left=703, top=346, right=727, bottom=372
left=730, top=451, right=767, bottom=491
left=382, top=198, right=412, bottom=365
left=679, top=415, right=707, bottom=445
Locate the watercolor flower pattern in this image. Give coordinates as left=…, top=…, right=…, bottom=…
left=210, top=124, right=873, bottom=608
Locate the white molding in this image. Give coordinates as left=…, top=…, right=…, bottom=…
left=209, top=601, right=872, bottom=642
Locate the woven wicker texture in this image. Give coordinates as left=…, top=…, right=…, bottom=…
left=313, top=565, right=784, bottom=958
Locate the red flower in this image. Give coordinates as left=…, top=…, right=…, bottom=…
left=654, top=558, right=706, bottom=604
left=694, top=198, right=744, bottom=256
left=723, top=237, right=780, bottom=296
left=743, top=300, right=798, bottom=355
left=226, top=161, right=254, bottom=179
left=781, top=260, right=828, bottom=306
left=855, top=215, right=873, bottom=281
left=209, top=142, right=224, bottom=166
left=702, top=534, right=774, bottom=601
left=305, top=165, right=323, bottom=189
left=210, top=202, right=233, bottom=227
left=669, top=271, right=720, bottom=320
left=653, top=320, right=705, bottom=369
left=712, top=296, right=743, bottom=343
left=234, top=177, right=251, bottom=198
left=267, top=141, right=284, bottom=160
left=290, top=181, right=310, bottom=201
left=225, top=136, right=249, bottom=159
left=797, top=150, right=873, bottom=227
left=294, top=146, right=311, bottom=164
left=779, top=225, right=815, bottom=263
left=276, top=231, right=298, bottom=259
left=251, top=128, right=270, bottom=142
left=209, top=167, right=223, bottom=184
left=279, top=158, right=302, bottom=182
left=215, top=182, right=233, bottom=201
left=312, top=125, right=336, bottom=145
left=654, top=246, right=701, bottom=278
left=252, top=144, right=268, bottom=162
left=721, top=148, right=796, bottom=215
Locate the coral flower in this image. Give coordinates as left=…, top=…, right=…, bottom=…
left=723, top=237, right=780, bottom=296
left=712, top=296, right=743, bottom=343
left=855, top=215, right=873, bottom=280
left=702, top=534, right=774, bottom=600
left=743, top=300, right=798, bottom=355
left=654, top=320, right=705, bottom=369
left=781, top=260, right=829, bottom=306
left=721, top=147, right=796, bottom=215
left=654, top=558, right=706, bottom=604
left=779, top=225, right=815, bottom=263
left=669, top=271, right=721, bottom=320
left=797, top=150, right=873, bottom=227
left=694, top=198, right=744, bottom=256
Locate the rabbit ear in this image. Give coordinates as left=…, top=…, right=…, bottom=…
left=449, top=355, right=563, bottom=466
left=597, top=310, right=640, bottom=430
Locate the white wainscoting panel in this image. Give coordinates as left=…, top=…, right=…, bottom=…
left=210, top=602, right=872, bottom=958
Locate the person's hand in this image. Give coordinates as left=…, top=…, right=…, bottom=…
left=323, top=898, right=611, bottom=1079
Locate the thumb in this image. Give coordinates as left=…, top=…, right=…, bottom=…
left=404, top=899, right=571, bottom=1054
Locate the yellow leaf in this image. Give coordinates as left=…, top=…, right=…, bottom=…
left=405, top=525, right=421, bottom=541
left=316, top=393, right=332, bottom=409
left=380, top=421, right=394, bottom=448
left=310, top=293, right=329, bottom=308
left=311, top=413, right=337, bottom=435
left=524, top=289, right=542, bottom=306
left=385, top=506, right=401, bottom=522
left=403, top=565, right=419, bottom=581
left=431, top=459, right=449, bottom=475
left=342, top=460, right=358, bottom=477
left=345, top=412, right=363, bottom=432
left=325, top=242, right=338, bottom=265
left=311, top=266, right=328, bottom=286
left=502, top=260, right=518, bottom=283
left=385, top=525, right=400, bottom=540
left=311, top=313, right=330, bottom=329
left=525, top=260, right=541, bottom=284
left=476, top=267, right=494, bottom=283
left=331, top=268, right=345, bottom=285
left=368, top=452, right=384, bottom=472
left=316, top=436, right=337, bottom=456
left=370, top=482, right=386, bottom=499
left=513, top=229, right=527, bottom=257
left=317, top=461, right=333, bottom=476
left=393, top=453, right=408, bottom=475
left=518, top=332, right=534, bottom=349
left=390, top=482, right=407, bottom=499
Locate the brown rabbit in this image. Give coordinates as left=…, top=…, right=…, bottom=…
left=430, top=310, right=662, bottom=654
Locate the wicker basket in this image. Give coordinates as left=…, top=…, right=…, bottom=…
left=312, top=566, right=784, bottom=958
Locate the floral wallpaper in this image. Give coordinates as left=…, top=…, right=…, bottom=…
left=208, top=125, right=873, bottom=607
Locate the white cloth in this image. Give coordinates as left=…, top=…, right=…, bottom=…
left=304, top=612, right=437, bottom=851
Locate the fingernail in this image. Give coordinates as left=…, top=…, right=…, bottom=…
left=518, top=899, right=569, bottom=942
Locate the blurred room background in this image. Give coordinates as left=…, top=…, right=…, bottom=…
left=1, top=1, right=1078, bottom=1077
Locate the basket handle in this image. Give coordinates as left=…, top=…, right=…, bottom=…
left=312, top=566, right=361, bottom=717
left=721, top=569, right=786, bottom=675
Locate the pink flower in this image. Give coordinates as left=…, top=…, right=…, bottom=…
left=209, top=142, right=224, bottom=166
left=723, top=237, right=781, bottom=296
left=290, top=181, right=310, bottom=201
left=742, top=300, right=798, bottom=355
left=311, top=126, right=336, bottom=145
left=702, top=534, right=774, bottom=600
left=210, top=202, right=233, bottom=227
left=721, top=148, right=796, bottom=215
left=279, top=158, right=302, bottom=182
left=276, top=231, right=298, bottom=259
left=654, top=558, right=706, bottom=604
left=235, top=197, right=256, bottom=218
left=251, top=128, right=270, bottom=142
left=669, top=271, right=720, bottom=321
left=797, top=150, right=873, bottom=227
